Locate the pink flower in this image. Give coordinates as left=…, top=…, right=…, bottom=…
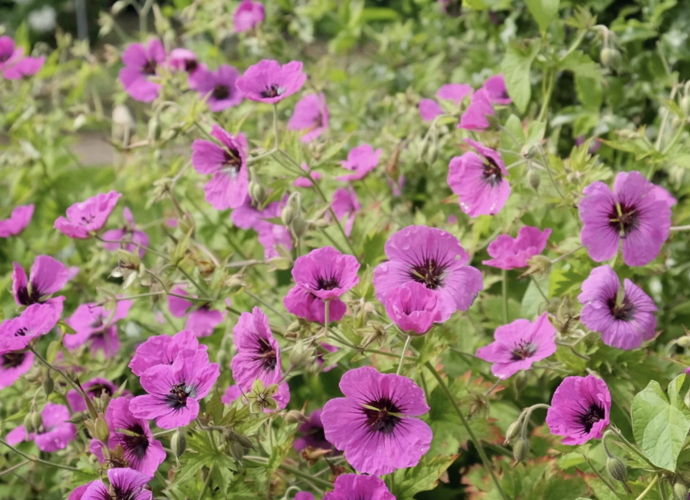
left=323, top=474, right=395, bottom=500
left=373, top=225, right=483, bottom=322
left=292, top=247, right=360, bottom=300
left=447, top=139, right=510, bottom=217
left=481, top=74, right=511, bottom=105
left=236, top=59, right=306, bottom=104
left=283, top=285, right=347, bottom=324
left=3, top=56, right=45, bottom=80
left=130, top=349, right=219, bottom=429
left=458, top=89, right=495, bottom=130
left=0, top=303, right=60, bottom=355
left=102, top=207, right=149, bottom=258
left=337, top=144, right=382, bottom=182
left=66, top=378, right=126, bottom=413
left=288, top=93, right=329, bottom=143
left=0, top=204, right=34, bottom=237
left=294, top=163, right=322, bottom=188
left=119, top=40, right=166, bottom=102
left=296, top=493, right=315, bottom=500
left=192, top=125, right=249, bottom=210
left=130, top=329, right=206, bottom=376
left=419, top=98, right=443, bottom=122
left=258, top=224, right=292, bottom=260
left=79, top=468, right=152, bottom=500
left=383, top=282, right=441, bottom=335
left=231, top=195, right=293, bottom=258
left=294, top=409, right=334, bottom=452
left=0, top=351, right=34, bottom=390
left=483, top=226, right=552, bottom=270
left=0, top=36, right=24, bottom=74
left=234, top=0, right=265, bottom=32
left=13, top=255, right=68, bottom=323
left=6, top=402, right=77, bottom=452
left=190, top=65, right=243, bottom=112
left=437, top=83, right=472, bottom=105
left=54, top=191, right=122, bottom=239
left=168, top=286, right=226, bottom=337
left=579, top=171, right=673, bottom=266
left=331, top=187, right=360, bottom=237
left=63, top=300, right=132, bottom=358
left=476, top=313, right=556, bottom=379
left=168, top=48, right=199, bottom=74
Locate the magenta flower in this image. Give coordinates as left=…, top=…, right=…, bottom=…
left=168, top=48, right=199, bottom=74
left=458, top=89, right=495, bottom=130
left=102, top=207, right=149, bottom=258
left=0, top=36, right=23, bottom=74
left=337, top=144, right=382, bottom=182
left=231, top=307, right=281, bottom=386
left=130, top=329, right=206, bottom=376
left=236, top=59, right=306, bottom=104
left=437, top=83, right=472, bottom=105
left=331, top=187, right=360, bottom=236
left=119, top=40, right=166, bottom=102
left=289, top=93, right=329, bottom=143
left=0, top=204, right=34, bottom=237
left=294, top=409, right=334, bottom=452
left=0, top=303, right=59, bottom=355
left=191, top=65, right=243, bottom=112
left=283, top=286, right=347, bottom=324
left=168, top=286, right=226, bottom=337
left=316, top=343, right=338, bottom=372
left=296, top=493, right=315, bottom=500
left=546, top=374, right=611, bottom=445
left=0, top=351, right=34, bottom=390
left=230, top=195, right=293, bottom=258
left=3, top=56, right=45, bottom=80
left=192, top=125, right=249, bottom=210
left=80, top=468, right=152, bottom=500
left=419, top=98, right=443, bottom=121
left=68, top=484, right=89, bottom=500
left=104, top=397, right=166, bottom=477
left=294, top=163, right=322, bottom=188
left=383, top=281, right=441, bottom=335
left=578, top=265, right=657, bottom=350
left=54, top=191, right=122, bottom=239
left=63, top=300, right=132, bottom=358
left=483, top=226, right=552, bottom=270
left=322, top=366, right=432, bottom=476
left=579, top=171, right=672, bottom=266
left=130, top=349, right=219, bottom=429
left=292, top=246, right=360, bottom=301
left=373, top=225, right=483, bottom=322
left=13, top=255, right=68, bottom=323
left=476, top=313, right=557, bottom=379
left=323, top=474, right=395, bottom=500
left=66, top=378, right=123, bottom=413
left=258, top=223, right=293, bottom=260
left=234, top=0, right=265, bottom=32
left=481, top=74, right=511, bottom=105
left=448, top=139, right=510, bottom=217
left=6, top=402, right=77, bottom=452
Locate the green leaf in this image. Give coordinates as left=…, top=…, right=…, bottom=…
left=391, top=455, right=455, bottom=500
left=559, top=51, right=604, bottom=81
left=575, top=76, right=603, bottom=110
left=632, top=375, right=690, bottom=471
left=46, top=340, right=60, bottom=364
left=206, top=390, right=224, bottom=425
left=501, top=40, right=542, bottom=113
left=525, top=0, right=560, bottom=35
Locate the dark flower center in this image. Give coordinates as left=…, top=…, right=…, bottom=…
left=510, top=341, right=538, bottom=361
left=120, top=423, right=150, bottom=460
left=223, top=148, right=242, bottom=175
left=164, top=382, right=195, bottom=410
left=90, top=314, right=106, bottom=330
left=608, top=203, right=639, bottom=237
left=362, top=397, right=402, bottom=435
left=315, top=275, right=340, bottom=291
left=212, top=84, right=230, bottom=100
left=307, top=425, right=327, bottom=444
left=87, top=383, right=114, bottom=400
left=112, top=483, right=147, bottom=500
left=255, top=337, right=277, bottom=372
left=14, top=327, right=28, bottom=337
left=260, top=83, right=284, bottom=98
left=80, top=214, right=96, bottom=226
left=409, top=259, right=446, bottom=290
left=0, top=53, right=9, bottom=63
left=184, top=59, right=198, bottom=73
left=482, top=156, right=503, bottom=187
left=16, top=283, right=42, bottom=306
left=2, top=352, right=26, bottom=368
left=578, top=402, right=606, bottom=433
left=607, top=296, right=636, bottom=321
left=142, top=59, right=157, bottom=76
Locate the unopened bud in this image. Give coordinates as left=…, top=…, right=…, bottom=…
left=68, top=411, right=90, bottom=424
left=678, top=336, right=690, bottom=348
left=24, top=413, right=36, bottom=434
left=527, top=168, right=540, bottom=192
left=514, top=371, right=528, bottom=393
left=600, top=48, right=622, bottom=70
left=289, top=341, right=313, bottom=368
left=291, top=216, right=308, bottom=238
left=24, top=368, right=43, bottom=383
left=674, top=482, right=688, bottom=500
left=521, top=145, right=537, bottom=159
left=249, top=180, right=266, bottom=206
left=513, top=438, right=530, bottom=463
left=31, top=411, right=43, bottom=431
left=43, top=373, right=54, bottom=396
left=284, top=410, right=305, bottom=424
left=504, top=420, right=522, bottom=444
left=94, top=416, right=110, bottom=442
left=681, top=96, right=690, bottom=116
left=229, top=440, right=245, bottom=461
left=171, top=428, right=186, bottom=460
left=281, top=205, right=296, bottom=226
left=287, top=191, right=301, bottom=214
left=148, top=115, right=161, bottom=142
left=606, top=456, right=627, bottom=483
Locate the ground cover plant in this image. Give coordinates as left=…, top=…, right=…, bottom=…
left=2, top=0, right=690, bottom=499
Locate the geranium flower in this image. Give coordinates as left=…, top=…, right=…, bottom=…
left=284, top=286, right=347, bottom=324
left=294, top=409, right=335, bottom=452
left=0, top=303, right=60, bottom=355
left=0, top=36, right=23, bottom=74
left=191, top=65, right=243, bottom=112
left=383, top=281, right=441, bottom=335
left=119, top=40, right=166, bottom=102
left=257, top=223, right=293, bottom=260
left=130, top=349, right=219, bottom=429
left=0, top=351, right=34, bottom=390
left=129, top=329, right=206, bottom=376
left=578, top=265, right=657, bottom=350
left=66, top=378, right=124, bottom=413
left=331, top=187, right=360, bottom=237
left=53, top=191, right=122, bottom=239
left=373, top=225, right=483, bottom=322
left=481, top=74, right=511, bottom=105
left=295, top=493, right=314, bottom=500
left=0, top=204, right=34, bottom=237
left=102, top=207, right=149, bottom=258
left=68, top=484, right=89, bottom=500
left=336, top=144, right=382, bottom=182
left=476, top=313, right=557, bottom=379
left=191, top=125, right=249, bottom=210
left=236, top=59, right=306, bottom=104
left=321, top=366, right=432, bottom=476
left=168, top=286, right=226, bottom=337
left=482, top=226, right=552, bottom=270
left=448, top=139, right=510, bottom=217
left=168, top=48, right=199, bottom=74
left=294, top=163, right=322, bottom=188
left=419, top=99, right=443, bottom=121
left=63, top=300, right=132, bottom=358
left=6, top=402, right=77, bottom=452
left=13, top=255, right=68, bottom=322
left=323, top=474, right=395, bottom=500
left=231, top=194, right=293, bottom=258
left=3, top=56, right=45, bottom=80
left=419, top=83, right=472, bottom=122
left=288, top=93, right=329, bottom=143
left=316, top=343, right=338, bottom=372
left=458, top=89, right=495, bottom=130
left=579, top=171, right=673, bottom=266
left=234, top=0, right=265, bottom=32
left=545, top=374, right=611, bottom=445
left=292, top=246, right=360, bottom=300
left=79, top=468, right=152, bottom=500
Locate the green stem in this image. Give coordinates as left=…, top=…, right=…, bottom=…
left=273, top=104, right=279, bottom=149
left=245, top=290, right=289, bottom=324
left=324, top=300, right=330, bottom=337
left=396, top=336, right=412, bottom=375
left=197, top=464, right=214, bottom=500
left=502, top=270, right=508, bottom=324
left=636, top=476, right=659, bottom=500
left=0, top=459, right=30, bottom=477
left=671, top=224, right=690, bottom=231
left=425, top=362, right=509, bottom=500
left=610, top=428, right=659, bottom=471
left=537, top=70, right=555, bottom=122
left=177, top=266, right=210, bottom=299
left=0, top=439, right=80, bottom=472
left=583, top=455, right=625, bottom=499
left=278, top=463, right=333, bottom=490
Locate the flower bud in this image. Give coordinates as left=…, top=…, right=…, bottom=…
left=606, top=456, right=627, bottom=483
left=284, top=410, right=306, bottom=424
left=514, top=371, right=528, bottom=393
left=229, top=440, right=245, bottom=461
left=287, top=191, right=301, bottom=215
left=527, top=168, right=540, bottom=192
left=521, top=145, right=537, bottom=159
left=249, top=180, right=266, bottom=206
left=24, top=413, right=36, bottom=434
left=43, top=373, right=54, bottom=396
left=513, top=438, right=530, bottom=463
left=171, top=428, right=186, bottom=461
left=678, top=336, right=690, bottom=348
left=24, top=367, right=43, bottom=383
left=94, top=415, right=110, bottom=442
left=148, top=115, right=161, bottom=143
left=281, top=204, right=296, bottom=226
left=68, top=411, right=90, bottom=424
left=681, top=96, right=690, bottom=117
left=674, top=482, right=688, bottom=500
left=291, top=216, right=308, bottom=238
left=504, top=420, right=522, bottom=444
left=289, top=341, right=313, bottom=368
left=600, top=48, right=622, bottom=70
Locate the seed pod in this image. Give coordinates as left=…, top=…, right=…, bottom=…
left=606, top=456, right=627, bottom=483
left=171, top=428, right=186, bottom=461
left=94, top=416, right=110, bottom=442
left=249, top=180, right=266, bottom=206
left=527, top=168, right=540, bottom=192
left=291, top=216, right=308, bottom=238
left=674, top=482, right=688, bottom=500
left=289, top=341, right=313, bottom=368
left=514, top=371, right=528, bottom=393
left=287, top=191, right=301, bottom=214
left=43, top=373, right=54, bottom=396
left=281, top=204, right=296, bottom=226
left=284, top=410, right=305, bottom=424
left=504, top=420, right=522, bottom=444
left=513, top=438, right=530, bottom=463
left=24, top=413, right=36, bottom=434
left=31, top=411, right=43, bottom=431
left=600, top=48, right=622, bottom=70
